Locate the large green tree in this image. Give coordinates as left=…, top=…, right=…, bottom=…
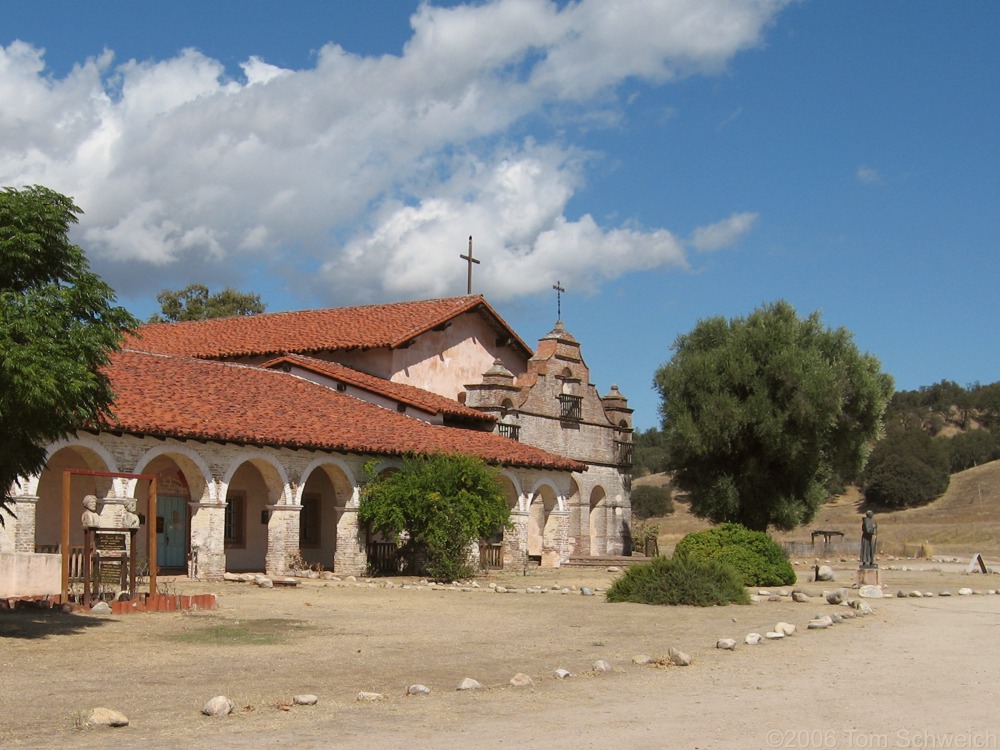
left=149, top=283, right=265, bottom=322
left=654, top=301, right=894, bottom=531
left=1, top=186, right=138, bottom=517
left=358, top=453, right=512, bottom=581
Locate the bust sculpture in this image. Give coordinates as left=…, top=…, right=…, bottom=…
left=122, top=498, right=141, bottom=529
left=81, top=495, right=103, bottom=528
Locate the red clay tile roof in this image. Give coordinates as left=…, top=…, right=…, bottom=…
left=130, top=295, right=533, bottom=360
left=261, top=353, right=495, bottom=423
left=102, top=349, right=583, bottom=471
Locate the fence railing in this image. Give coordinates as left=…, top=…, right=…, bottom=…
left=479, top=542, right=503, bottom=569
left=366, top=541, right=401, bottom=575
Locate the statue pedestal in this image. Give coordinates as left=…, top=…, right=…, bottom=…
left=857, top=567, right=882, bottom=586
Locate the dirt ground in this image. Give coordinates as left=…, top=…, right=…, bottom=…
left=3, top=559, right=1000, bottom=749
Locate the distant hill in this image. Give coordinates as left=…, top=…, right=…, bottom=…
left=637, top=460, right=1000, bottom=559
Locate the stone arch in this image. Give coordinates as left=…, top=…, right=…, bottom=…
left=33, top=441, right=116, bottom=550
left=132, top=444, right=214, bottom=504
left=297, top=460, right=356, bottom=572
left=589, top=485, right=609, bottom=556
left=527, top=483, right=559, bottom=559
left=222, top=453, right=289, bottom=573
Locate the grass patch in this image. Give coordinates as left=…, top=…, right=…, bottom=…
left=168, top=617, right=310, bottom=646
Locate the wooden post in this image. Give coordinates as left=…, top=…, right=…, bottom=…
left=148, top=478, right=158, bottom=596
left=61, top=470, right=71, bottom=603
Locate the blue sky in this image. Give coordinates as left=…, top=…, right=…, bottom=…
left=3, top=1, right=998, bottom=429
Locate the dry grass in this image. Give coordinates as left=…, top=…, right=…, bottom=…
left=637, top=460, right=1000, bottom=559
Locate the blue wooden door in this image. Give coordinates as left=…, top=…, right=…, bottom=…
left=157, top=495, right=187, bottom=568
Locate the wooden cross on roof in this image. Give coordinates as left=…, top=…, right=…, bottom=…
left=460, top=236, right=480, bottom=295
left=553, top=280, right=565, bottom=321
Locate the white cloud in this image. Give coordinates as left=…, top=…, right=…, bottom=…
left=0, top=0, right=784, bottom=307
left=857, top=165, right=881, bottom=184
left=691, top=212, right=759, bottom=252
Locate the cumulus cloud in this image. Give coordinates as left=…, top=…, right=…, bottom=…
left=0, top=0, right=786, bottom=308
left=691, top=212, right=759, bottom=252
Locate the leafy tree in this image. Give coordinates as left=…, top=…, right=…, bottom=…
left=149, top=283, right=265, bottom=322
left=673, top=523, right=796, bottom=587
left=862, top=428, right=950, bottom=508
left=630, top=485, right=674, bottom=520
left=630, top=427, right=670, bottom=477
left=946, top=429, right=1000, bottom=473
left=358, top=453, right=512, bottom=581
left=654, top=301, right=893, bottom=531
left=1, top=186, right=138, bottom=518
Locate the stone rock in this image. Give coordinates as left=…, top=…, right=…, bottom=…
left=667, top=647, right=692, bottom=666
left=553, top=668, right=572, bottom=679
left=831, top=613, right=844, bottom=623
left=816, top=565, right=835, bottom=582
left=748, top=594, right=761, bottom=602
left=202, top=696, right=234, bottom=717
left=356, top=692, right=386, bottom=702
left=494, top=586, right=507, bottom=594
left=765, top=631, right=784, bottom=640
left=407, top=684, right=431, bottom=696
left=908, top=590, right=923, bottom=598
left=776, top=622, right=796, bottom=636
left=778, top=589, right=790, bottom=597
left=824, top=589, right=847, bottom=605
left=238, top=573, right=256, bottom=582
left=223, top=572, right=242, bottom=581
left=807, top=617, right=832, bottom=630
left=560, top=588, right=571, bottom=594
left=256, top=576, right=273, bottom=588
left=792, top=592, right=810, bottom=603
left=959, top=588, right=974, bottom=596
left=83, top=707, right=129, bottom=728
left=744, top=632, right=764, bottom=645
left=768, top=595, right=782, bottom=602
left=607, top=566, right=620, bottom=573
left=716, top=638, right=737, bottom=650
left=90, top=601, right=112, bottom=615
left=457, top=678, right=485, bottom=691
left=581, top=587, right=594, bottom=596
left=632, top=654, right=653, bottom=665
left=293, top=694, right=318, bottom=706
left=592, top=660, right=613, bottom=673
left=853, top=602, right=874, bottom=615
left=858, top=585, right=883, bottom=599
left=939, top=591, right=952, bottom=597
left=897, top=590, right=907, bottom=598
left=320, top=571, right=336, bottom=580
left=307, top=571, right=320, bottom=580
left=757, top=590, right=771, bottom=597
left=510, top=673, right=534, bottom=687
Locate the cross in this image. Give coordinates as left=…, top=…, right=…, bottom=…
left=553, top=280, right=565, bottom=320
left=460, top=235, right=480, bottom=295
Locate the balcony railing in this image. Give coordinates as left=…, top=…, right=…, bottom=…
left=558, top=394, right=582, bottom=421
left=614, top=439, right=634, bottom=467
left=498, top=422, right=520, bottom=441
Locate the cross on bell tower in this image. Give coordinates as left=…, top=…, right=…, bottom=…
left=460, top=236, right=480, bottom=295
left=553, top=280, right=565, bottom=321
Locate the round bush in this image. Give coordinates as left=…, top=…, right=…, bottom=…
left=606, top=555, right=749, bottom=606
left=673, top=523, right=795, bottom=587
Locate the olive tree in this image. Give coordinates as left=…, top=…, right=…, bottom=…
left=654, top=301, right=893, bottom=531
left=1, top=186, right=138, bottom=518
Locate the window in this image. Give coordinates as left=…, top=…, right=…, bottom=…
left=224, top=492, right=246, bottom=548
left=558, top=394, right=582, bottom=421
left=498, top=422, right=520, bottom=441
left=300, top=493, right=321, bottom=548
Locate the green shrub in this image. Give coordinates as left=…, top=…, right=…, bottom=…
left=631, top=485, right=674, bottom=520
left=606, top=555, right=749, bottom=606
left=673, top=523, right=795, bottom=587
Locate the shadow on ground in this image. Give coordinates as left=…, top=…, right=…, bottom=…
left=0, top=606, right=109, bottom=639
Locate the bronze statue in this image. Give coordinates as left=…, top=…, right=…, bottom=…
left=860, top=510, right=878, bottom=568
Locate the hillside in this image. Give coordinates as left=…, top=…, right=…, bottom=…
left=636, top=459, right=1000, bottom=559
